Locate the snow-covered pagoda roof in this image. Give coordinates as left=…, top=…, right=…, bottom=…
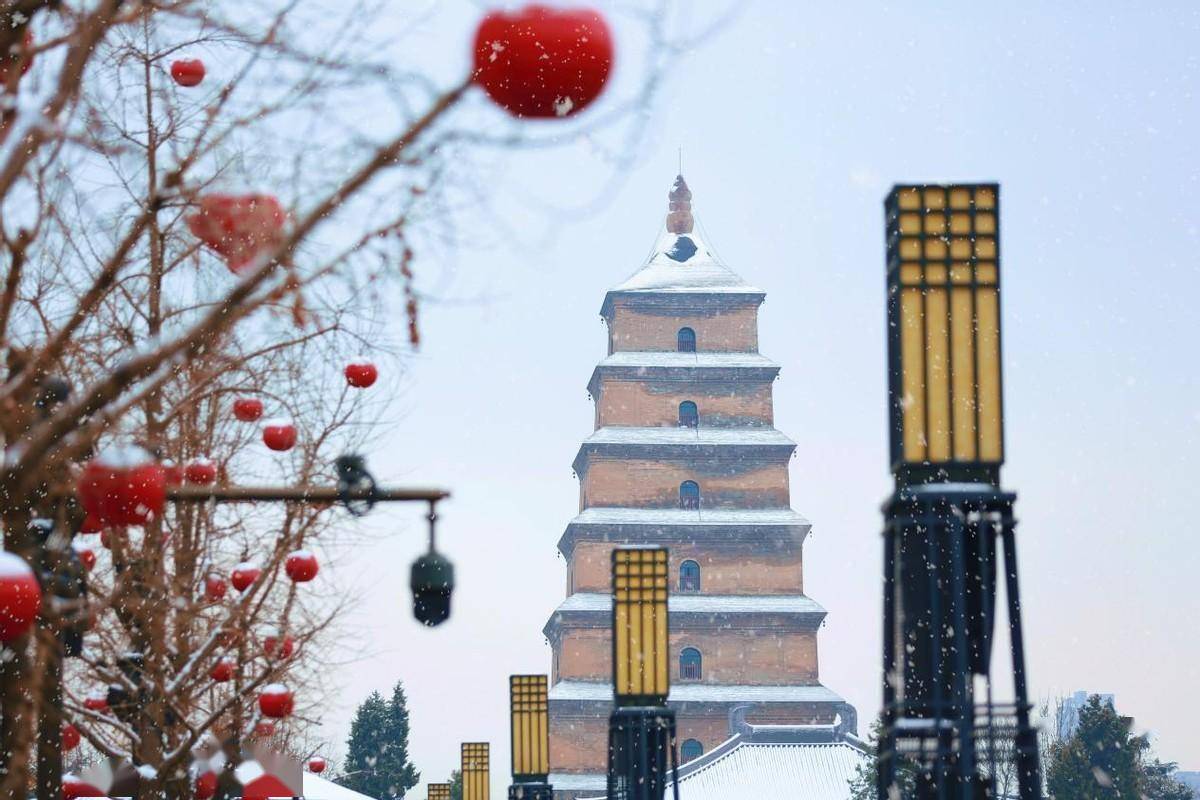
left=600, top=176, right=764, bottom=318
left=549, top=680, right=845, bottom=705
left=558, top=507, right=811, bottom=558
left=588, top=352, right=780, bottom=397
left=582, top=426, right=794, bottom=447
left=573, top=426, right=795, bottom=475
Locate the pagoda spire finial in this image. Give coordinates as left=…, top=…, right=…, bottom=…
left=666, top=174, right=694, bottom=234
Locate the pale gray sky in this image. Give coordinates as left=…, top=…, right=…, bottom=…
left=310, top=2, right=1200, bottom=793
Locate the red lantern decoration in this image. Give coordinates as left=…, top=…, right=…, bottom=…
left=203, top=574, right=228, bottom=602
left=284, top=550, right=318, bottom=583
left=261, top=419, right=296, bottom=452
left=77, top=446, right=167, bottom=526
left=230, top=562, right=260, bottom=593
left=186, top=194, right=286, bottom=273
left=258, top=684, right=294, bottom=718
left=209, top=658, right=235, bottom=683
left=195, top=771, right=218, bottom=800
left=263, top=632, right=295, bottom=660
left=82, top=691, right=109, bottom=713
left=170, top=58, right=206, bottom=87
left=472, top=5, right=614, bottom=119
left=73, top=544, right=96, bottom=572
left=79, top=512, right=102, bottom=534
left=62, top=774, right=105, bottom=800
left=61, top=722, right=81, bottom=752
left=184, top=459, right=217, bottom=485
left=253, top=721, right=276, bottom=737
left=307, top=756, right=326, bottom=774
left=233, top=397, right=264, bottom=422
left=0, top=551, right=41, bottom=643
left=344, top=358, right=378, bottom=388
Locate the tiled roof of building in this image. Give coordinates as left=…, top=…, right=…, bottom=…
left=569, top=507, right=809, bottom=526
left=558, top=507, right=811, bottom=558
left=553, top=592, right=825, bottom=615
left=597, top=351, right=778, bottom=369
left=549, top=680, right=845, bottom=705
left=573, top=426, right=796, bottom=474
left=608, top=223, right=762, bottom=296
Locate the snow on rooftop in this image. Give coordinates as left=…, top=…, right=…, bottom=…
left=549, top=680, right=845, bottom=705
left=0, top=551, right=34, bottom=578
left=569, top=507, right=809, bottom=527
left=668, top=739, right=869, bottom=800
left=582, top=426, right=794, bottom=447
left=609, top=224, right=762, bottom=295
left=596, top=351, right=778, bottom=369
left=554, top=592, right=826, bottom=615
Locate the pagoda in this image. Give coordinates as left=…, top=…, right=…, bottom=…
left=544, top=177, right=856, bottom=797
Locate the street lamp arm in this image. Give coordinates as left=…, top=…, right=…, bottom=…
left=166, top=485, right=449, bottom=504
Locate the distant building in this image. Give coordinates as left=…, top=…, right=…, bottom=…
left=544, top=177, right=855, bottom=797
left=1057, top=690, right=1115, bottom=739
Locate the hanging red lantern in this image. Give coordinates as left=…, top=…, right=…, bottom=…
left=184, top=459, right=217, bottom=485
left=472, top=5, right=614, bottom=119
left=261, top=419, right=296, bottom=452
left=79, top=512, right=102, bottom=534
left=62, top=774, right=105, bottom=800
left=284, top=550, right=318, bottom=583
left=203, top=574, right=228, bottom=602
left=186, top=194, right=287, bottom=273
left=263, top=632, right=295, bottom=660
left=209, top=657, right=235, bottom=683
left=170, top=58, right=206, bottom=87
left=233, top=397, right=264, bottom=422
left=195, top=771, right=218, bottom=800
left=258, top=684, right=294, bottom=718
left=253, top=721, right=276, bottom=737
left=73, top=544, right=96, bottom=572
left=307, top=756, right=326, bottom=774
left=61, top=722, right=81, bottom=752
left=0, top=551, right=41, bottom=643
left=344, top=358, right=378, bottom=388
left=77, top=446, right=167, bottom=526
left=82, top=691, right=109, bottom=712
left=230, top=562, right=260, bottom=592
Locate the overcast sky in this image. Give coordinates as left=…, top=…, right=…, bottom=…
left=305, top=2, right=1200, bottom=793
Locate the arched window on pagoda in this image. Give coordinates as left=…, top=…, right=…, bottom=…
left=679, top=647, right=702, bottom=681
left=679, top=560, right=701, bottom=593
left=679, top=480, right=700, bottom=510
left=678, top=401, right=699, bottom=428
left=677, top=327, right=696, bottom=352
left=680, top=739, right=703, bottom=763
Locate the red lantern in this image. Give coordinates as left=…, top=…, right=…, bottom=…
left=472, top=5, right=614, bottom=119
left=263, top=632, right=295, bottom=660
left=62, top=774, right=105, bottom=800
left=195, top=771, right=218, bottom=800
left=73, top=544, right=96, bottom=572
left=307, top=756, right=326, bottom=774
left=230, top=562, right=260, bottom=593
left=186, top=194, right=286, bottom=273
left=344, top=359, right=378, bottom=388
left=184, top=459, right=217, bottom=485
left=0, top=551, right=41, bottom=643
left=203, top=574, right=228, bottom=602
left=233, top=397, right=264, bottom=422
left=261, top=419, right=296, bottom=452
left=285, top=550, right=318, bottom=583
left=253, top=721, right=276, bottom=737
left=61, top=722, right=81, bottom=752
left=79, top=512, right=102, bottom=534
left=170, top=58, right=206, bottom=87
left=209, top=658, right=235, bottom=683
left=77, top=446, right=166, bottom=526
left=82, top=691, right=109, bottom=713
left=258, top=684, right=294, bottom=718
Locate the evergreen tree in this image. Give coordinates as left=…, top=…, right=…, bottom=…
left=340, top=682, right=421, bottom=798
left=848, top=716, right=918, bottom=800
left=448, top=768, right=463, bottom=800
left=1046, top=695, right=1191, bottom=800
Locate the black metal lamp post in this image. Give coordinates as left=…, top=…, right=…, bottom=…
left=877, top=184, right=1041, bottom=800
left=605, top=547, right=679, bottom=800
left=508, top=675, right=553, bottom=800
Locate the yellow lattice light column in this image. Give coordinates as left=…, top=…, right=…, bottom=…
left=885, top=183, right=1003, bottom=486
left=462, top=742, right=490, bottom=800
left=611, top=547, right=669, bottom=707
left=428, top=784, right=451, bottom=800
left=510, top=675, right=549, bottom=780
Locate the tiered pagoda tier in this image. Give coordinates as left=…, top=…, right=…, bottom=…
left=545, top=177, right=854, bottom=798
